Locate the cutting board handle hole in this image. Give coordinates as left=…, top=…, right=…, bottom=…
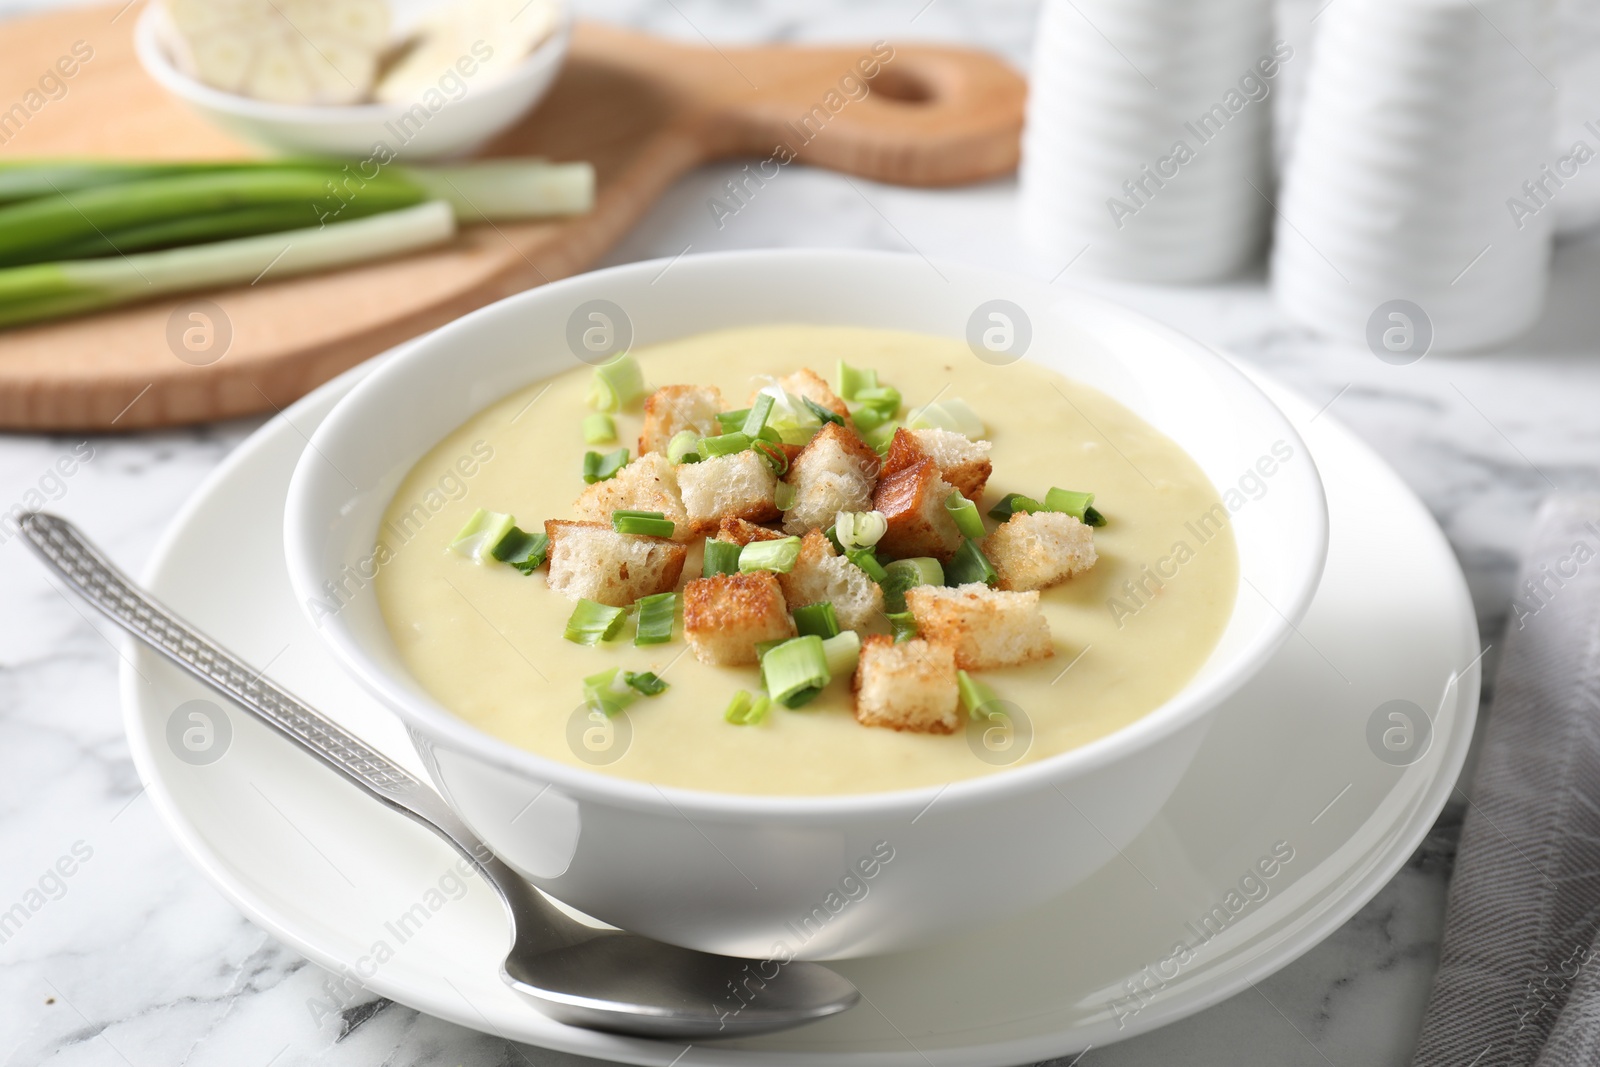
left=865, top=68, right=934, bottom=104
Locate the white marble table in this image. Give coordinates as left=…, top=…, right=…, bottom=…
left=4, top=1, right=1600, bottom=1064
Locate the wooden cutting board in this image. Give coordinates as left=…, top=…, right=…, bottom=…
left=0, top=4, right=1024, bottom=431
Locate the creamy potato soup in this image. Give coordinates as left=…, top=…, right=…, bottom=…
left=375, top=325, right=1237, bottom=795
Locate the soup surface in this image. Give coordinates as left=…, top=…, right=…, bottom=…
left=375, top=325, right=1237, bottom=795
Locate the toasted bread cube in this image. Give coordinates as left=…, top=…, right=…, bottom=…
left=676, top=450, right=781, bottom=534
left=572, top=453, right=690, bottom=540
left=873, top=458, right=962, bottom=563
left=852, top=635, right=960, bottom=733
left=904, top=583, right=1053, bottom=669
left=543, top=520, right=688, bottom=607
left=717, top=516, right=785, bottom=546
left=753, top=368, right=849, bottom=420
left=781, top=422, right=880, bottom=535
left=778, top=529, right=886, bottom=631
left=638, top=385, right=725, bottom=456
left=683, top=571, right=795, bottom=666
left=880, top=427, right=992, bottom=501
left=983, top=511, right=1097, bottom=591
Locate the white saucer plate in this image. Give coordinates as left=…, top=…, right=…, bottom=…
left=119, top=356, right=1479, bottom=1066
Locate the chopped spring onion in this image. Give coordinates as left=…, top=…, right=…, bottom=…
left=754, top=440, right=790, bottom=476
left=490, top=527, right=550, bottom=574
left=401, top=161, right=596, bottom=221
left=634, top=592, right=677, bottom=645
left=741, top=393, right=776, bottom=438
left=946, top=539, right=999, bottom=587
left=582, top=447, right=629, bottom=484
left=583, top=413, right=617, bottom=444
left=612, top=510, right=675, bottom=538
left=699, top=431, right=752, bottom=458
left=450, top=508, right=515, bottom=562
left=667, top=430, right=702, bottom=464
left=792, top=602, right=840, bottom=639
left=623, top=670, right=669, bottom=697
left=0, top=200, right=456, bottom=331
left=583, top=668, right=637, bottom=716
left=774, top=480, right=798, bottom=510
left=823, top=525, right=845, bottom=554
left=908, top=398, right=985, bottom=439
left=821, top=630, right=861, bottom=676
left=988, top=492, right=1043, bottom=521
left=853, top=385, right=902, bottom=416
left=739, top=536, right=802, bottom=574
left=588, top=353, right=648, bottom=413
left=757, top=387, right=824, bottom=445
left=945, top=491, right=986, bottom=540
left=848, top=400, right=892, bottom=433
left=887, top=611, right=918, bottom=643
left=863, top=420, right=902, bottom=454
left=715, top=408, right=750, bottom=432
left=702, top=539, right=743, bottom=577
left=958, top=670, right=998, bottom=720
left=564, top=599, right=628, bottom=646
left=761, top=635, right=831, bottom=708
left=881, top=557, right=943, bottom=613
left=1042, top=487, right=1108, bottom=527
left=836, top=360, right=877, bottom=400
left=802, top=395, right=846, bottom=427
left=845, top=548, right=888, bottom=582
left=724, top=690, right=770, bottom=725
left=1084, top=506, right=1107, bottom=527
left=834, top=510, right=888, bottom=552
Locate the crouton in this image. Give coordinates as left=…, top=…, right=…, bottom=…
left=717, top=516, right=785, bottom=546
left=778, top=529, right=886, bottom=631
left=683, top=571, right=795, bottom=666
left=852, top=635, right=960, bottom=733
left=676, top=450, right=781, bottom=533
left=543, top=520, right=688, bottom=607
left=880, top=427, right=992, bottom=501
left=873, top=458, right=963, bottom=562
left=754, top=368, right=849, bottom=420
left=903, top=583, right=1053, bottom=669
left=638, top=385, right=725, bottom=456
left=781, top=422, right=880, bottom=534
left=572, top=453, right=690, bottom=540
left=984, top=511, right=1097, bottom=591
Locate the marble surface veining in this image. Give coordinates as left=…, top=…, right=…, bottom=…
left=3, top=0, right=1600, bottom=1064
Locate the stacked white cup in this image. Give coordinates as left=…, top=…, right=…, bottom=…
left=1271, top=0, right=1557, bottom=352
left=1018, top=0, right=1282, bottom=282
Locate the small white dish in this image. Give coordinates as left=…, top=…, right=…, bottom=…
left=133, top=3, right=570, bottom=160
left=121, top=357, right=1479, bottom=1064
left=282, top=250, right=1329, bottom=959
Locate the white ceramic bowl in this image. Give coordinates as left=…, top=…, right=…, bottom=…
left=133, top=5, right=570, bottom=161
left=283, top=250, right=1328, bottom=959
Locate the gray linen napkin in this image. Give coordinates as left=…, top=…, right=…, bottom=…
left=1412, top=495, right=1600, bottom=1067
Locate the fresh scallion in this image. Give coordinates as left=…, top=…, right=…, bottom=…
left=1084, top=505, right=1107, bottom=527
left=836, top=360, right=877, bottom=400
left=715, top=408, right=750, bottom=432
left=583, top=667, right=637, bottom=716
left=834, top=510, right=887, bottom=551
left=823, top=525, right=845, bottom=554
left=450, top=508, right=515, bottom=562
left=490, top=527, right=549, bottom=574
left=634, top=592, right=677, bottom=645
left=761, top=635, right=831, bottom=708
left=582, top=413, right=617, bottom=444
left=853, top=385, right=902, bottom=416
left=774, top=480, right=797, bottom=510
left=754, top=440, right=790, bottom=476
left=881, top=557, right=943, bottom=613
left=801, top=395, right=845, bottom=427
left=622, top=670, right=669, bottom=697
left=908, top=398, right=985, bottom=439
left=945, top=539, right=999, bottom=587
left=863, top=420, right=902, bottom=454
left=1044, top=488, right=1094, bottom=520
left=757, top=387, right=824, bottom=445
left=792, top=602, right=840, bottom=639
left=667, top=430, right=702, bottom=464
left=582, top=447, right=629, bottom=484
left=821, top=630, right=860, bottom=676
left=945, top=490, right=986, bottom=540
left=611, top=510, right=675, bottom=538
left=702, top=539, right=743, bottom=577
left=958, top=670, right=998, bottom=720
left=887, top=611, right=918, bottom=642
left=741, top=393, right=776, bottom=438
left=588, top=354, right=648, bottom=413
left=988, top=492, right=1043, bottom=521
left=739, top=536, right=802, bottom=574
left=724, top=689, right=770, bottom=725
left=848, top=401, right=891, bottom=433
left=565, top=599, right=628, bottom=646
left=845, top=548, right=888, bottom=582
left=699, top=431, right=752, bottom=458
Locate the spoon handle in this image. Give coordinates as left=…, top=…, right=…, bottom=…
left=18, top=511, right=571, bottom=942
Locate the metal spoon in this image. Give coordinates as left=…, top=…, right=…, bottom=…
left=20, top=512, right=859, bottom=1039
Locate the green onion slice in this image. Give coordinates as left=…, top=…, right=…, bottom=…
left=754, top=439, right=790, bottom=477
left=756, top=387, right=824, bottom=445
left=699, top=431, right=752, bottom=458
left=853, top=385, right=902, bottom=415
left=834, top=509, right=887, bottom=551
left=583, top=667, right=637, bottom=716
left=583, top=413, right=617, bottom=445
left=612, top=510, right=675, bottom=538
left=774, top=481, right=797, bottom=511
left=821, top=630, right=860, bottom=676
left=863, top=420, right=902, bottom=454
left=945, top=491, right=986, bottom=540
left=958, top=670, right=998, bottom=720
left=724, top=689, right=770, bottom=725
left=987, top=492, right=1042, bottom=521
left=887, top=611, right=918, bottom=643
left=741, top=392, right=776, bottom=437
left=823, top=525, right=845, bottom=554
left=450, top=508, right=515, bottom=562
left=1043, top=488, right=1094, bottom=520
left=622, top=670, right=669, bottom=697
left=801, top=395, right=845, bottom=427
left=634, top=592, right=677, bottom=645
left=565, top=599, right=628, bottom=646
left=792, top=602, right=840, bottom=639
left=588, top=353, right=648, bottom=413
left=881, top=556, right=943, bottom=613
left=836, top=360, right=878, bottom=400
left=583, top=447, right=629, bottom=484
left=715, top=408, right=750, bottom=432
left=702, top=539, right=743, bottom=578
left=761, top=635, right=831, bottom=708
left=908, top=398, right=985, bottom=439
left=739, top=536, right=802, bottom=574
left=848, top=401, right=891, bottom=433
left=845, top=548, right=888, bottom=582
left=490, top=527, right=549, bottom=574
left=1084, top=505, right=1107, bottom=528
left=945, top=539, right=998, bottom=587
left=666, top=430, right=702, bottom=464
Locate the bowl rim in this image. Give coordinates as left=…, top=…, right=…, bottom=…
left=284, top=248, right=1329, bottom=820
left=132, top=2, right=572, bottom=126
